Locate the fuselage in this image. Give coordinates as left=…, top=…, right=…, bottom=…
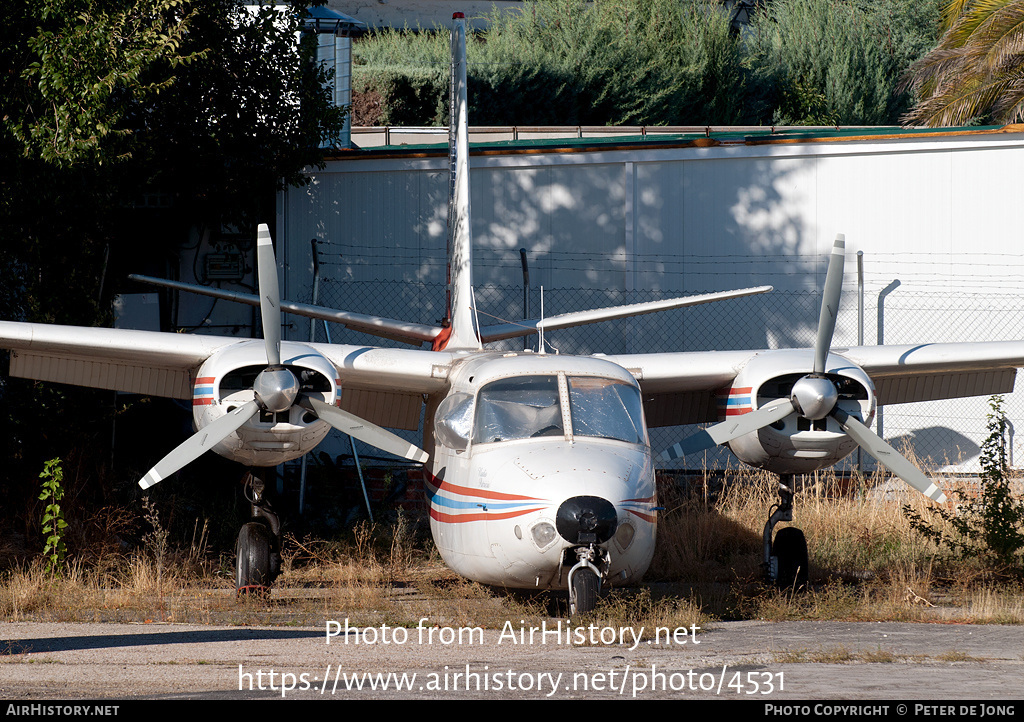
left=424, top=351, right=658, bottom=591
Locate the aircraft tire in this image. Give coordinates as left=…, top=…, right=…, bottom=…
left=774, top=526, right=809, bottom=591
left=570, top=568, right=599, bottom=614
left=236, top=521, right=272, bottom=594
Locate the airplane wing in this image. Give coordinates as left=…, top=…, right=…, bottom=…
left=0, top=320, right=239, bottom=399
left=604, top=339, right=1024, bottom=428
left=841, top=341, right=1024, bottom=406
left=0, top=319, right=453, bottom=430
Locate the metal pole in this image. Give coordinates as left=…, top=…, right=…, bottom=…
left=520, top=248, right=530, bottom=350
left=857, top=251, right=864, bottom=347
left=857, top=251, right=864, bottom=474
left=351, top=435, right=373, bottom=523
left=300, top=239, right=322, bottom=515
left=876, top=280, right=902, bottom=446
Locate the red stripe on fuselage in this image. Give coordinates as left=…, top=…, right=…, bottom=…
left=428, top=477, right=548, bottom=503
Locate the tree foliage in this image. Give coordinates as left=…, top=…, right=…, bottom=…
left=355, top=0, right=752, bottom=126
left=4, top=0, right=202, bottom=168
left=472, top=0, right=749, bottom=125
left=744, top=0, right=941, bottom=125
left=0, top=0, right=346, bottom=544
left=353, top=0, right=943, bottom=128
left=901, top=0, right=1024, bottom=126
left=2, top=0, right=346, bottom=321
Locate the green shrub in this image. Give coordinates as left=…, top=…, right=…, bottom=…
left=904, top=396, right=1024, bottom=571
left=743, top=0, right=941, bottom=125
left=353, top=0, right=751, bottom=127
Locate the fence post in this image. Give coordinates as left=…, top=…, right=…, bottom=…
left=857, top=251, right=864, bottom=473
left=876, top=279, right=902, bottom=445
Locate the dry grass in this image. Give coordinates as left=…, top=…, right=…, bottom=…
left=647, top=463, right=1023, bottom=623
left=2, top=463, right=1022, bottom=627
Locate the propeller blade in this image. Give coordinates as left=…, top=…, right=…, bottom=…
left=139, top=400, right=260, bottom=489
left=661, top=397, right=796, bottom=460
left=813, top=234, right=846, bottom=374
left=304, top=397, right=429, bottom=463
left=831, top=407, right=947, bottom=503
left=257, top=224, right=281, bottom=366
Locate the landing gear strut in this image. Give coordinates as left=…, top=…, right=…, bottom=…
left=566, top=544, right=604, bottom=614
left=236, top=472, right=282, bottom=595
left=763, top=475, right=808, bottom=589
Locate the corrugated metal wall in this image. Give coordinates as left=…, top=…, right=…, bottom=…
left=278, top=129, right=1024, bottom=471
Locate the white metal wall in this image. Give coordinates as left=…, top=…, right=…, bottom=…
left=278, top=129, right=1024, bottom=471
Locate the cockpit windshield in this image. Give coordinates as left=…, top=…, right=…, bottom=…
left=568, top=376, right=646, bottom=444
left=474, top=376, right=563, bottom=443
left=473, top=374, right=646, bottom=445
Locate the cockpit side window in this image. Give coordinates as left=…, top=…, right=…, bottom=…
left=474, top=375, right=563, bottom=443
left=434, top=392, right=475, bottom=450
left=567, top=377, right=646, bottom=444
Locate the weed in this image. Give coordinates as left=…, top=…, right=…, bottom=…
left=860, top=647, right=899, bottom=663
left=773, top=648, right=809, bottom=663
left=569, top=587, right=707, bottom=639
left=38, top=458, right=67, bottom=575
left=936, top=650, right=980, bottom=663
left=904, top=396, right=1024, bottom=570
left=810, top=645, right=856, bottom=663
left=141, top=497, right=170, bottom=585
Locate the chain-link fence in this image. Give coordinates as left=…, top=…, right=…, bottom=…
left=300, top=278, right=1024, bottom=473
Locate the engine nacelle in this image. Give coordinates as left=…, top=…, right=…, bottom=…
left=191, top=341, right=340, bottom=466
left=722, top=350, right=875, bottom=475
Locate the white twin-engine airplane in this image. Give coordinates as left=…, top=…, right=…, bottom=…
left=5, top=14, right=1024, bottom=610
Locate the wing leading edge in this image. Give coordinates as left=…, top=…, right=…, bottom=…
left=0, top=320, right=455, bottom=426
left=608, top=340, right=1024, bottom=428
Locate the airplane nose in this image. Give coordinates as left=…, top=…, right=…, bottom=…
left=555, top=496, right=617, bottom=544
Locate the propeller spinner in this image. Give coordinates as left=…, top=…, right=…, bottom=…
left=139, top=224, right=427, bottom=490
left=662, top=234, right=946, bottom=504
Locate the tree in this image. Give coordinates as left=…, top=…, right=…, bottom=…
left=901, top=0, right=1024, bottom=126
left=3, top=0, right=201, bottom=169
left=1, top=0, right=345, bottom=322
left=743, top=0, right=941, bottom=126
left=353, top=0, right=752, bottom=127
left=0, top=0, right=346, bottom=547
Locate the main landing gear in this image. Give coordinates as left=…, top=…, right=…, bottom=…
left=236, top=472, right=282, bottom=595
left=763, top=475, right=809, bottom=590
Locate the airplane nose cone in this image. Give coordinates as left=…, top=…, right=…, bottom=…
left=555, top=496, right=617, bottom=544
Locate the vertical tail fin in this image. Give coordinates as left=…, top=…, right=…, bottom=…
left=437, top=12, right=481, bottom=352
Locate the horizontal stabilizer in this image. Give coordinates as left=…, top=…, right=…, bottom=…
left=129, top=275, right=441, bottom=346
left=479, top=286, right=773, bottom=343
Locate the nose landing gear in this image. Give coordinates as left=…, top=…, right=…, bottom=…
left=565, top=544, right=606, bottom=614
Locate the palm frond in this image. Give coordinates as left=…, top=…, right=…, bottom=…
left=904, top=0, right=1024, bottom=125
